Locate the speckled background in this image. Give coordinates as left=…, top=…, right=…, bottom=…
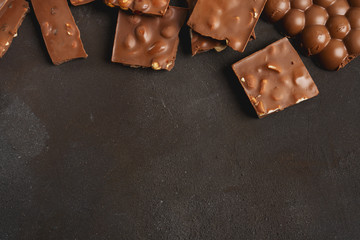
left=0, top=1, right=359, bottom=239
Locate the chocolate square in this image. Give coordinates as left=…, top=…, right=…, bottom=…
left=232, top=38, right=319, bottom=118
left=31, top=0, right=88, bottom=65
left=112, top=6, right=187, bottom=71
left=187, top=0, right=266, bottom=52
left=0, top=0, right=29, bottom=58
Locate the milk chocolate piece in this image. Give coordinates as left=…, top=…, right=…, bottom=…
left=187, top=0, right=266, bottom=52
left=31, top=0, right=88, bottom=65
left=70, top=0, right=95, bottom=6
left=264, top=0, right=360, bottom=70
left=0, top=0, right=28, bottom=58
left=112, top=7, right=187, bottom=71
left=104, top=0, right=171, bottom=16
left=232, top=38, right=319, bottom=118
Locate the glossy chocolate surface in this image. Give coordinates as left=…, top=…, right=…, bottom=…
left=0, top=0, right=28, bottom=58
left=104, top=0, right=170, bottom=16
left=70, top=0, right=95, bottom=6
left=233, top=38, right=319, bottom=118
left=31, top=0, right=88, bottom=65
left=187, top=0, right=266, bottom=52
left=112, top=6, right=187, bottom=71
left=264, top=0, right=360, bottom=70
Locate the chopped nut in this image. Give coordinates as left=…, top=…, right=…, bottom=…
left=152, top=62, right=161, bottom=70
left=259, top=79, right=267, bottom=94
left=267, top=64, right=281, bottom=73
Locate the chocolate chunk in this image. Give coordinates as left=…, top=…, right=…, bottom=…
left=0, top=0, right=29, bottom=58
left=104, top=0, right=171, bottom=16
left=264, top=0, right=360, bottom=70
left=232, top=38, right=319, bottom=118
left=187, top=0, right=266, bottom=52
left=112, top=6, right=187, bottom=71
left=31, top=0, right=88, bottom=65
left=70, top=0, right=95, bottom=6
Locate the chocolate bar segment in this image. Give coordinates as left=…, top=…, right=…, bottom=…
left=232, top=38, right=319, bottom=118
left=0, top=0, right=29, bottom=58
left=264, top=0, right=360, bottom=70
left=104, top=0, right=170, bottom=16
left=70, top=0, right=95, bottom=6
left=187, top=0, right=266, bottom=52
left=31, top=0, right=88, bottom=65
left=112, top=7, right=187, bottom=71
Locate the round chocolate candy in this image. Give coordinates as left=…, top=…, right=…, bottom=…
left=282, top=9, right=305, bottom=36
left=264, top=0, right=290, bottom=22
left=346, top=8, right=360, bottom=29
left=344, top=29, right=360, bottom=55
left=327, top=0, right=350, bottom=16
left=301, top=25, right=331, bottom=55
left=313, top=0, right=336, bottom=8
left=305, top=5, right=329, bottom=26
left=291, top=0, right=312, bottom=11
left=326, top=15, right=351, bottom=39
left=317, top=39, right=348, bottom=70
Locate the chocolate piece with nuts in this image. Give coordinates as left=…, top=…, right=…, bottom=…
left=0, top=0, right=29, bottom=58
left=264, top=0, right=360, bottom=70
left=70, top=0, right=95, bottom=6
left=31, top=0, right=88, bottom=65
left=232, top=38, right=319, bottom=118
left=112, top=6, right=187, bottom=71
left=104, top=0, right=171, bottom=16
left=187, top=0, right=266, bottom=52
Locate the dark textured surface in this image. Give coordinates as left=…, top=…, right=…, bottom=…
left=1, top=1, right=360, bottom=239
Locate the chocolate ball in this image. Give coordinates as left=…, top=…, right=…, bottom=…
left=326, top=15, right=351, bottom=39
left=313, top=0, right=336, bottom=8
left=264, top=0, right=291, bottom=22
left=346, top=8, right=360, bottom=29
left=305, top=5, right=329, bottom=26
left=301, top=25, right=331, bottom=55
left=291, top=0, right=312, bottom=11
left=348, top=0, right=360, bottom=7
left=327, top=0, right=350, bottom=16
left=344, top=30, right=360, bottom=55
left=317, top=39, right=348, bottom=70
left=282, top=9, right=306, bottom=36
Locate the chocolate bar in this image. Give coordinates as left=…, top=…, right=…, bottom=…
left=0, top=0, right=29, bottom=58
left=70, top=0, right=95, bottom=6
left=31, top=0, right=88, bottom=65
left=187, top=0, right=266, bottom=52
left=264, top=0, right=360, bottom=70
left=112, top=6, right=187, bottom=71
left=232, top=38, right=319, bottom=118
left=104, top=0, right=170, bottom=16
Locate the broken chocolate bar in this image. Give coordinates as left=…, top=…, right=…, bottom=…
left=31, top=0, right=88, bottom=65
left=70, top=0, right=95, bottom=6
left=264, top=0, right=360, bottom=70
left=187, top=0, right=266, bottom=52
left=0, top=0, right=29, bottom=58
left=112, top=6, right=187, bottom=71
left=232, top=38, right=319, bottom=118
left=104, top=0, right=170, bottom=16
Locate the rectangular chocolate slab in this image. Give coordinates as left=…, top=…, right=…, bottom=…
left=0, top=0, right=28, bottom=58
left=264, top=0, right=360, bottom=70
left=104, top=0, right=171, bottom=16
left=70, top=0, right=95, bottom=6
left=187, top=0, right=266, bottom=52
left=232, top=38, right=319, bottom=118
left=31, top=0, right=88, bottom=65
left=112, top=6, right=187, bottom=71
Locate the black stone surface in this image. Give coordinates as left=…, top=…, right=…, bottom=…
left=0, top=1, right=359, bottom=239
